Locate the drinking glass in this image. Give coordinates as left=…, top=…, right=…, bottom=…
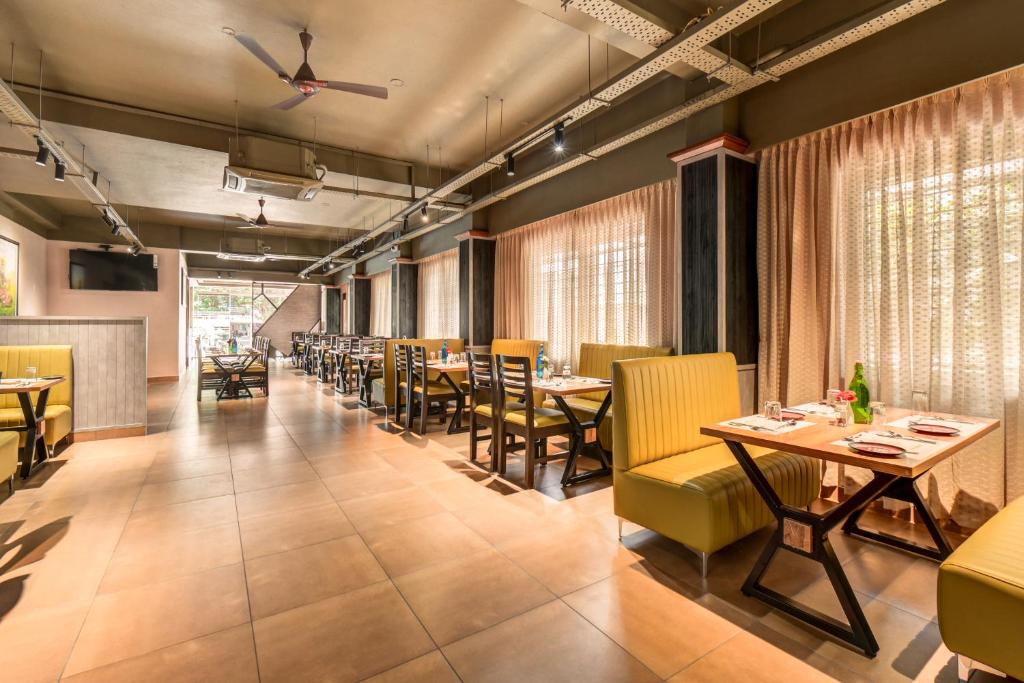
left=763, top=400, right=782, bottom=420
left=869, top=401, right=886, bottom=426
left=562, top=364, right=571, bottom=382
left=912, top=390, right=930, bottom=415
left=825, top=389, right=841, bottom=406
left=430, top=352, right=436, bottom=363
left=834, top=399, right=851, bottom=427
left=25, top=366, right=37, bottom=382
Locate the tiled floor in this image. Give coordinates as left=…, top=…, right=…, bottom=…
left=0, top=362, right=983, bottom=681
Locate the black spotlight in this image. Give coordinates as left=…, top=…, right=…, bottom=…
left=420, top=205, right=429, bottom=222
left=54, top=162, right=66, bottom=182
left=553, top=122, right=565, bottom=152
left=110, top=222, right=121, bottom=235
left=505, top=152, right=516, bottom=177
left=34, top=138, right=50, bottom=166
left=128, top=244, right=141, bottom=256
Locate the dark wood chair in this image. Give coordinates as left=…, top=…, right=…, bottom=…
left=408, top=346, right=462, bottom=435
left=392, top=343, right=412, bottom=429
left=495, top=354, right=575, bottom=488
left=467, top=352, right=496, bottom=466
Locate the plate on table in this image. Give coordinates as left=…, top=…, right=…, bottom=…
left=909, top=422, right=960, bottom=436
left=847, top=441, right=906, bottom=458
left=40, top=375, right=64, bottom=381
left=780, top=410, right=806, bottom=421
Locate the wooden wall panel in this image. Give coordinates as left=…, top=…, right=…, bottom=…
left=0, top=317, right=148, bottom=431
left=349, top=278, right=371, bottom=336
left=725, top=155, right=759, bottom=366
left=680, top=156, right=718, bottom=355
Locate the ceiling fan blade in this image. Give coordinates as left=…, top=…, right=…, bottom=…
left=322, top=81, right=388, bottom=99
left=234, top=34, right=290, bottom=80
left=272, top=93, right=310, bottom=110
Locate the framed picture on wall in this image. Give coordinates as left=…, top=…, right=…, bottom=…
left=0, top=235, right=18, bottom=316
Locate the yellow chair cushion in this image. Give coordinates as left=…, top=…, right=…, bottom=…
left=0, top=431, right=18, bottom=481
left=938, top=495, right=1024, bottom=680
left=473, top=402, right=523, bottom=418
left=380, top=338, right=465, bottom=409
left=504, top=407, right=570, bottom=429
left=0, top=345, right=74, bottom=408
left=0, top=404, right=73, bottom=447
left=616, top=442, right=820, bottom=555
left=410, top=381, right=456, bottom=396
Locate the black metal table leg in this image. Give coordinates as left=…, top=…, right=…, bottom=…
left=438, top=372, right=469, bottom=434
left=724, top=439, right=899, bottom=658
left=357, top=359, right=376, bottom=408
left=554, top=393, right=612, bottom=487
left=17, top=388, right=51, bottom=479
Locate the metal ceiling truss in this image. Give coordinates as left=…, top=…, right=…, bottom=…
left=308, top=0, right=947, bottom=277
left=0, top=79, right=146, bottom=250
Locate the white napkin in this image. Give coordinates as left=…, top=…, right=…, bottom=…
left=787, top=402, right=840, bottom=417
left=721, top=416, right=813, bottom=434
left=885, top=414, right=986, bottom=437
left=837, top=431, right=924, bottom=454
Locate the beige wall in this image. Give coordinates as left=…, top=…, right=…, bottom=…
left=45, top=240, right=184, bottom=379
left=0, top=214, right=48, bottom=316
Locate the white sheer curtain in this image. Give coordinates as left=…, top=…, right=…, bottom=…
left=759, top=67, right=1024, bottom=527
left=417, top=249, right=459, bottom=338
left=369, top=270, right=391, bottom=337
left=494, top=179, right=675, bottom=369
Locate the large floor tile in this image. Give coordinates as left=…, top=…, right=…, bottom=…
left=395, top=548, right=555, bottom=645
left=253, top=581, right=434, bottom=682
left=64, top=563, right=250, bottom=676
left=231, top=460, right=318, bottom=494
left=338, top=486, right=447, bottom=533
left=121, top=494, right=237, bottom=542
left=245, top=535, right=386, bottom=618
left=62, top=624, right=259, bottom=683
left=145, top=457, right=232, bottom=484
left=363, top=650, right=460, bottom=683
left=238, top=502, right=355, bottom=559
left=361, top=511, right=490, bottom=577
left=668, top=631, right=836, bottom=682
left=321, top=466, right=412, bottom=502
left=0, top=603, right=89, bottom=683
left=235, top=479, right=334, bottom=520
left=134, top=472, right=234, bottom=510
left=442, top=600, right=659, bottom=683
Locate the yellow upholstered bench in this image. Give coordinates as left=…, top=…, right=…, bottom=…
left=545, top=342, right=672, bottom=452
left=938, top=495, right=1024, bottom=682
left=0, top=345, right=74, bottom=451
left=371, top=338, right=465, bottom=409
left=0, top=431, right=17, bottom=494
left=612, top=352, right=820, bottom=576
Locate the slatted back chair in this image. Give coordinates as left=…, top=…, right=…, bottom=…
left=196, top=337, right=223, bottom=401
left=408, top=346, right=461, bottom=435
left=243, top=336, right=270, bottom=396
left=392, top=343, right=412, bottom=428
left=360, top=337, right=385, bottom=355
left=495, top=355, right=573, bottom=488
left=467, top=352, right=502, bottom=468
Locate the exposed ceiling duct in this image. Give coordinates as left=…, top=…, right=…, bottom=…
left=0, top=78, right=147, bottom=251
left=318, top=0, right=947, bottom=276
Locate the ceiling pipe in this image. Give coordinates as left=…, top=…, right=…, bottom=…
left=321, top=0, right=948, bottom=276
left=301, top=0, right=785, bottom=277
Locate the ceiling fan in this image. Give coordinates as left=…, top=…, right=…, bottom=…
left=235, top=197, right=286, bottom=229
left=233, top=28, right=388, bottom=110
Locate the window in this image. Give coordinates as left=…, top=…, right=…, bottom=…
left=369, top=270, right=391, bottom=337
left=417, top=249, right=459, bottom=338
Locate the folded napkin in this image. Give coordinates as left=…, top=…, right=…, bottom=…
left=721, top=416, right=812, bottom=434
left=885, top=414, right=985, bottom=436
left=787, top=402, right=840, bottom=417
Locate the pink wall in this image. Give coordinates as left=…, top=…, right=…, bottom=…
left=0, top=214, right=48, bottom=316
left=46, top=241, right=184, bottom=379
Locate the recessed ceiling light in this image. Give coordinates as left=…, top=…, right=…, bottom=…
left=389, top=78, right=405, bottom=88
left=221, top=26, right=236, bottom=36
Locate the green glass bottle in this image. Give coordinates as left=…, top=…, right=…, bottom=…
left=849, top=361, right=871, bottom=424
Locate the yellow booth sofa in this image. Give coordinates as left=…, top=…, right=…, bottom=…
left=612, top=352, right=820, bottom=577
left=0, top=431, right=18, bottom=493
left=938, top=495, right=1024, bottom=682
left=371, top=338, right=466, bottom=409
left=545, top=342, right=672, bottom=451
left=0, top=345, right=74, bottom=452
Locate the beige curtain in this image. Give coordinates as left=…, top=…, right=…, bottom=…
left=369, top=270, right=391, bottom=337
left=759, top=67, right=1024, bottom=526
left=417, top=249, right=459, bottom=338
left=494, top=179, right=675, bottom=369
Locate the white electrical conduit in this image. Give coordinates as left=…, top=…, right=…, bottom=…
left=321, top=0, right=947, bottom=277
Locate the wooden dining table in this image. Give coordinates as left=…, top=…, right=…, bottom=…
left=701, top=407, right=998, bottom=658
left=426, top=360, right=469, bottom=434
left=534, top=375, right=613, bottom=486
left=0, top=376, right=67, bottom=478
left=207, top=351, right=260, bottom=400
left=351, top=352, right=384, bottom=407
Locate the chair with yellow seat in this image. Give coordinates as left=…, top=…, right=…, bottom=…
left=408, top=346, right=462, bottom=435
left=392, top=343, right=412, bottom=429
left=545, top=343, right=672, bottom=455
left=466, top=351, right=523, bottom=469
left=495, top=355, right=576, bottom=489
left=460, top=339, right=545, bottom=393
left=612, top=352, right=820, bottom=577
left=0, top=431, right=18, bottom=495
left=371, top=337, right=465, bottom=410
left=0, top=345, right=75, bottom=455
left=938, top=494, right=1024, bottom=682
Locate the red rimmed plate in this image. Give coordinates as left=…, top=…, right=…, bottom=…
left=780, top=410, right=805, bottom=421
left=847, top=441, right=906, bottom=458
left=909, top=422, right=960, bottom=436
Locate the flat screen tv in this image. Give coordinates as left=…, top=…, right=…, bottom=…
left=69, top=249, right=158, bottom=291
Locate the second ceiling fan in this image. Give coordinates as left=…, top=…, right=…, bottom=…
left=234, top=28, right=388, bottom=110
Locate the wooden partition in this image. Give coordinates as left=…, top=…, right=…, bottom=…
left=0, top=316, right=148, bottom=436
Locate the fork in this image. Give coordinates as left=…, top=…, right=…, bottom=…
left=728, top=421, right=777, bottom=432
left=880, top=430, right=936, bottom=445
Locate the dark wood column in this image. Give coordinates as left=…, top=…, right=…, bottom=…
left=324, top=287, right=341, bottom=334
left=347, top=275, right=371, bottom=336
left=670, top=134, right=758, bottom=413
left=391, top=259, right=418, bottom=338
left=457, top=230, right=496, bottom=346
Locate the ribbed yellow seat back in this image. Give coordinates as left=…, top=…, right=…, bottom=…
left=612, top=353, right=740, bottom=470
left=0, top=346, right=74, bottom=408
left=491, top=339, right=544, bottom=365
left=577, top=343, right=672, bottom=402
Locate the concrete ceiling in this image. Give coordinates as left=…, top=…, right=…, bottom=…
left=0, top=0, right=638, bottom=167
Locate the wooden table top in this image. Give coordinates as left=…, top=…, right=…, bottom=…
left=700, top=408, right=999, bottom=477
left=427, top=361, right=469, bottom=372
left=534, top=376, right=611, bottom=398
left=351, top=353, right=384, bottom=361
left=0, top=377, right=66, bottom=395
